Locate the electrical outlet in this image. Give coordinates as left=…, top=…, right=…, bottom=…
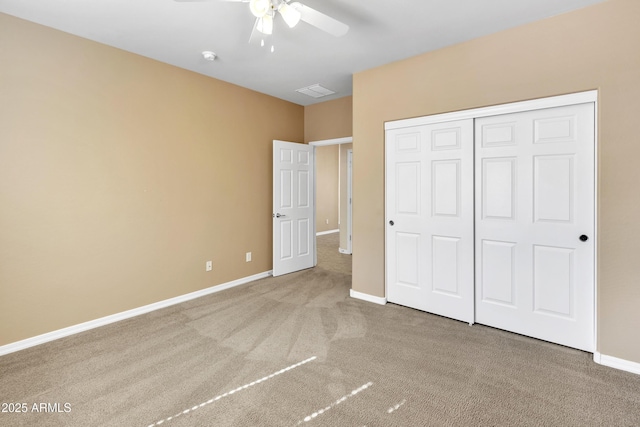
left=206, top=261, right=212, bottom=271
left=246, top=252, right=252, bottom=262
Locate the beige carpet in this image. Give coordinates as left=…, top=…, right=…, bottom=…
left=1, top=232, right=639, bottom=426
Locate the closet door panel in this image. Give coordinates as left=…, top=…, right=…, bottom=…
left=475, top=103, right=595, bottom=351
left=386, top=120, right=474, bottom=323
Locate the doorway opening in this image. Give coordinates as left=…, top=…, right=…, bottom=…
left=310, top=137, right=353, bottom=268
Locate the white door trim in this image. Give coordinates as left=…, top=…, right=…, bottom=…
left=346, top=149, right=353, bottom=254
left=384, top=90, right=598, bottom=354
left=309, top=136, right=353, bottom=146
left=385, top=91, right=598, bottom=130
left=592, top=99, right=599, bottom=356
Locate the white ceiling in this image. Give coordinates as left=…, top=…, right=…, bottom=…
left=0, top=0, right=606, bottom=106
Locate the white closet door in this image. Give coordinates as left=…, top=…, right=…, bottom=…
left=475, top=103, right=595, bottom=351
left=386, top=120, right=474, bottom=323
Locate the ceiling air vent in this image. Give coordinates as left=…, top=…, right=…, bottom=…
left=296, top=84, right=336, bottom=98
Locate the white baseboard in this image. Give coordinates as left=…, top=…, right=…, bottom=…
left=338, top=248, right=352, bottom=255
left=594, top=352, right=640, bottom=375
left=349, top=289, right=387, bottom=305
left=0, top=270, right=272, bottom=357
left=316, top=229, right=339, bottom=236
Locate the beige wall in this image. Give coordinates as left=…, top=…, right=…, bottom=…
left=314, top=145, right=339, bottom=233
left=304, top=97, right=353, bottom=236
left=0, top=14, right=304, bottom=346
left=304, top=96, right=352, bottom=143
left=352, top=0, right=640, bottom=363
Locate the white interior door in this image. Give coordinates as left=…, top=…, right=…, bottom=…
left=386, top=120, right=474, bottom=323
left=273, top=140, right=315, bottom=277
left=475, top=103, right=595, bottom=351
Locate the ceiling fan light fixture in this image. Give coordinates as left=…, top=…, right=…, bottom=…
left=278, top=3, right=301, bottom=28
left=249, top=0, right=270, bottom=18
left=256, top=13, right=273, bottom=35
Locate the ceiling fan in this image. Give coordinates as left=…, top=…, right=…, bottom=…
left=175, top=0, right=349, bottom=38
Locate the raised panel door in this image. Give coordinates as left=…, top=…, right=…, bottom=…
left=273, top=141, right=315, bottom=277
left=475, top=104, right=594, bottom=351
left=386, top=120, right=474, bottom=323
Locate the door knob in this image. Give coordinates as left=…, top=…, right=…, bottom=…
left=276, top=213, right=287, bottom=218
left=579, top=234, right=589, bottom=242
left=389, top=220, right=394, bottom=226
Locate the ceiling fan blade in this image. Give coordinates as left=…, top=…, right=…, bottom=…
left=291, top=2, right=349, bottom=37
left=248, top=17, right=260, bottom=44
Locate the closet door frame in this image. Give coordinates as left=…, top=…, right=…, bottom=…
left=384, top=90, right=598, bottom=352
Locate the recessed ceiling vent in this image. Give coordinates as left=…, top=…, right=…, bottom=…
left=296, top=84, right=336, bottom=98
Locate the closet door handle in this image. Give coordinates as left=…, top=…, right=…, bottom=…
left=579, top=234, right=589, bottom=242
left=389, top=220, right=394, bottom=226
